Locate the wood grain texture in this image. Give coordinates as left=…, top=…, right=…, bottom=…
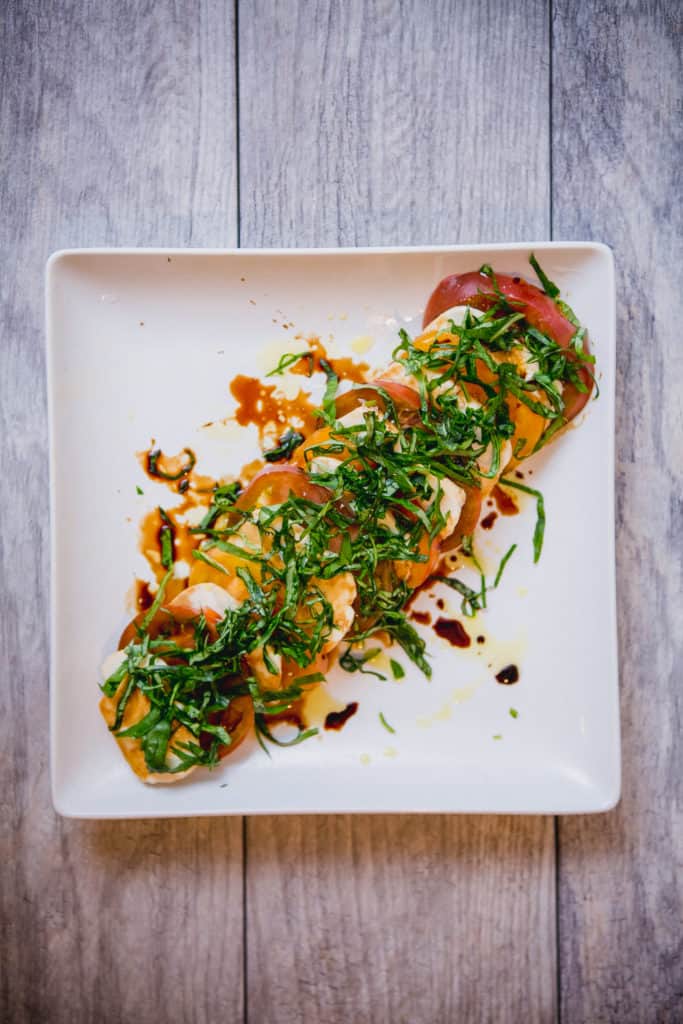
left=238, top=0, right=550, bottom=247
left=4, top=1, right=678, bottom=1020
left=0, top=3, right=242, bottom=1023
left=552, top=2, right=683, bottom=1022
left=239, top=2, right=557, bottom=1022
left=246, top=815, right=556, bottom=1024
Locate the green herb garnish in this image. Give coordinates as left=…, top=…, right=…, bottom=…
left=255, top=714, right=318, bottom=747
left=493, top=544, right=517, bottom=588
left=264, top=428, right=305, bottom=462
left=266, top=351, right=311, bottom=377
left=147, top=447, right=196, bottom=481
left=141, top=718, right=173, bottom=770
left=390, top=659, right=405, bottom=680
left=319, top=358, right=339, bottom=420
left=339, top=647, right=386, bottom=680
left=158, top=507, right=174, bottom=569
left=499, top=478, right=546, bottom=562
left=529, top=252, right=560, bottom=299
left=139, top=568, right=172, bottom=631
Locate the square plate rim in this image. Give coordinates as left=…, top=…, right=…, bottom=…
left=46, top=241, right=619, bottom=818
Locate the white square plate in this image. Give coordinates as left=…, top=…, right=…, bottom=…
left=47, top=244, right=619, bottom=818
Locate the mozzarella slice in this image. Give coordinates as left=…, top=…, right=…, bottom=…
left=309, top=455, right=343, bottom=475
left=337, top=406, right=369, bottom=429
left=168, top=582, right=242, bottom=619
left=424, top=304, right=485, bottom=333
left=424, top=474, right=467, bottom=539
left=315, top=572, right=357, bottom=654
left=101, top=648, right=127, bottom=682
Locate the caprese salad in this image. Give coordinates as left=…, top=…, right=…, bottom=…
left=100, top=255, right=595, bottom=783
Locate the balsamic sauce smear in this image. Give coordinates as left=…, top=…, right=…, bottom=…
left=324, top=702, right=359, bottom=731
left=434, top=618, right=471, bottom=648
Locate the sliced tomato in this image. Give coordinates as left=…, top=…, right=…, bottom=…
left=393, top=532, right=441, bottom=588
left=235, top=465, right=331, bottom=509
left=423, top=270, right=592, bottom=421
left=201, top=695, right=254, bottom=760
left=189, top=516, right=264, bottom=598
left=120, top=607, right=176, bottom=648
left=299, top=381, right=422, bottom=470
left=118, top=606, right=198, bottom=654
left=294, top=425, right=338, bottom=468
left=507, top=398, right=546, bottom=465
left=333, top=380, right=421, bottom=420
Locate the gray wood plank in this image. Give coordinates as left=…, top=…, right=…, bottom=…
left=552, top=3, right=683, bottom=1022
left=239, top=2, right=557, bottom=1022
left=0, top=3, right=242, bottom=1022
left=246, top=814, right=556, bottom=1024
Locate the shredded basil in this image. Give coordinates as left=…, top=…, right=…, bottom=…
left=147, top=447, right=196, bottom=481
left=264, top=428, right=305, bottom=462
left=339, top=647, right=386, bottom=680
left=159, top=507, right=174, bottom=569
left=140, top=569, right=172, bottom=632
left=319, top=358, right=339, bottom=421
left=379, top=712, right=395, bottom=734
left=191, top=549, right=231, bottom=575
left=389, top=659, right=405, bottom=680
left=255, top=714, right=318, bottom=747
left=266, top=351, right=312, bottom=377
left=499, top=478, right=546, bottom=562
left=494, top=544, right=517, bottom=588
left=528, top=252, right=560, bottom=299
left=116, top=705, right=162, bottom=738
left=110, top=672, right=137, bottom=732
left=141, top=718, right=173, bottom=770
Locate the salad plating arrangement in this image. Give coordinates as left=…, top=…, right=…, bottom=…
left=99, top=255, right=596, bottom=785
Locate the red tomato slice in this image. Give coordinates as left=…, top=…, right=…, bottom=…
left=201, top=696, right=254, bottom=760
left=332, top=379, right=421, bottom=420
left=423, top=270, right=592, bottom=421
left=235, top=465, right=331, bottom=509
left=402, top=534, right=441, bottom=588
left=118, top=607, right=198, bottom=655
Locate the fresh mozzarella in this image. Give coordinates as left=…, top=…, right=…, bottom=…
left=373, top=360, right=418, bottom=390
left=168, top=582, right=242, bottom=619
left=309, top=455, right=342, bottom=475
left=309, top=409, right=369, bottom=475
left=101, top=648, right=126, bottom=682
left=182, top=505, right=210, bottom=528
left=423, top=304, right=485, bottom=333
left=424, top=474, right=467, bottom=539
left=337, top=406, right=368, bottom=428
left=316, top=572, right=357, bottom=653
left=375, top=306, right=484, bottom=397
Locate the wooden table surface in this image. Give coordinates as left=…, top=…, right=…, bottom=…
left=2, top=2, right=681, bottom=1021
